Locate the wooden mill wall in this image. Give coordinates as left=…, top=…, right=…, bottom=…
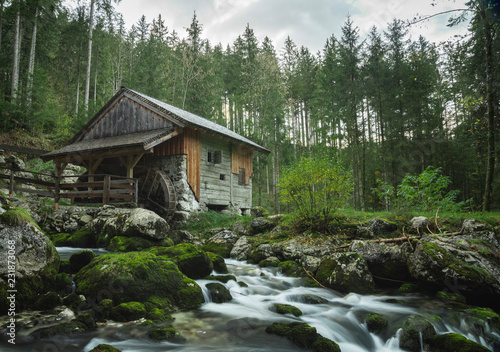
left=200, top=135, right=232, bottom=206
left=83, top=96, right=173, bottom=140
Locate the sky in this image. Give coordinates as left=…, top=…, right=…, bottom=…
left=112, top=0, right=470, bottom=53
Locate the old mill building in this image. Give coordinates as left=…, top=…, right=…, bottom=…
left=42, top=87, right=270, bottom=219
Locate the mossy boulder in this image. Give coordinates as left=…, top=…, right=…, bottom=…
left=30, top=320, right=88, bottom=340
left=49, top=226, right=95, bottom=247
left=316, top=252, right=375, bottom=294
left=148, top=243, right=212, bottom=279
left=107, top=235, right=158, bottom=252
left=59, top=259, right=71, bottom=274
left=0, top=207, right=39, bottom=227
left=436, top=291, right=467, bottom=304
left=63, top=293, right=88, bottom=312
left=430, top=333, right=490, bottom=352
left=146, top=308, right=173, bottom=323
left=399, top=283, right=419, bottom=293
left=54, top=272, right=73, bottom=295
left=207, top=252, right=228, bottom=273
left=75, top=312, right=96, bottom=328
left=270, top=303, right=302, bottom=317
left=206, top=282, right=232, bottom=303
left=365, top=314, right=388, bottom=333
left=399, top=315, right=436, bottom=352
left=205, top=274, right=237, bottom=283
left=265, top=322, right=340, bottom=352
left=111, top=301, right=147, bottom=321
left=69, top=249, right=96, bottom=273
left=202, top=230, right=239, bottom=257
left=148, top=324, right=186, bottom=343
left=278, top=260, right=305, bottom=277
left=89, top=344, right=122, bottom=352
left=0, top=222, right=60, bottom=310
left=288, top=294, right=329, bottom=305
left=74, top=251, right=204, bottom=310
left=34, top=291, right=63, bottom=310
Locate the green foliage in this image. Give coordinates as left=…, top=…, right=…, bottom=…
left=278, top=155, right=353, bottom=221
left=181, top=210, right=251, bottom=235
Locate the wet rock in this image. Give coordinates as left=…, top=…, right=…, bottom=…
left=203, top=229, right=239, bottom=257
left=288, top=294, right=329, bottom=305
left=365, top=314, right=388, bottom=333
left=265, top=322, right=340, bottom=352
left=399, top=315, right=436, bottom=352
left=230, top=236, right=251, bottom=261
left=251, top=217, right=276, bottom=234
left=316, top=252, right=375, bottom=294
left=30, top=320, right=88, bottom=340
left=0, top=219, right=60, bottom=310
left=170, top=230, right=194, bottom=244
left=34, top=292, right=63, bottom=310
left=410, top=216, right=431, bottom=233
left=407, top=236, right=500, bottom=305
left=74, top=251, right=204, bottom=310
left=121, top=208, right=170, bottom=240
left=89, top=344, right=122, bottom=352
left=111, top=301, right=147, bottom=321
left=206, top=282, right=232, bottom=303
left=301, top=255, right=322, bottom=274
left=204, top=275, right=237, bottom=283
left=148, top=324, right=186, bottom=343
left=69, top=250, right=96, bottom=273
left=350, top=240, right=412, bottom=281
left=259, top=256, right=280, bottom=267
left=429, top=333, right=490, bottom=352
left=107, top=235, right=169, bottom=252
left=250, top=243, right=274, bottom=263
left=207, top=252, right=228, bottom=274
left=273, top=236, right=336, bottom=262
left=48, top=226, right=95, bottom=248
left=148, top=243, right=212, bottom=279
left=270, top=303, right=302, bottom=317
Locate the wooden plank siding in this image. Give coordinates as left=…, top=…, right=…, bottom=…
left=83, top=97, right=173, bottom=140
left=231, top=143, right=253, bottom=185
left=154, top=127, right=201, bottom=200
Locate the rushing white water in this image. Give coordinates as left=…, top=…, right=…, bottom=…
left=2, top=257, right=497, bottom=352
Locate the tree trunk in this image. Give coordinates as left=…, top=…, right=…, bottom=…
left=27, top=7, right=39, bottom=110
left=84, top=0, right=95, bottom=113
left=11, top=0, right=21, bottom=101
left=482, top=13, right=496, bottom=212
left=0, top=0, right=5, bottom=51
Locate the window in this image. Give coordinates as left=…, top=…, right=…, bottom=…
left=208, top=150, right=222, bottom=164
left=220, top=174, right=225, bottom=181
left=238, top=168, right=246, bottom=185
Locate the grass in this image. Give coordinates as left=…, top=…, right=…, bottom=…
left=180, top=210, right=252, bottom=236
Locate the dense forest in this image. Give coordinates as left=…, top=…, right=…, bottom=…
left=0, top=0, right=499, bottom=213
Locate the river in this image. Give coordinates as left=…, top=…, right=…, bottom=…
left=1, top=249, right=498, bottom=351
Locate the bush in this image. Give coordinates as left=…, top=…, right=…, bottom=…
left=278, top=155, right=352, bottom=222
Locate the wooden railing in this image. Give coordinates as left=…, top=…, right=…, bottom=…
left=0, top=168, right=138, bottom=208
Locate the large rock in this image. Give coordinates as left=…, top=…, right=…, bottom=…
left=399, top=315, right=436, bottom=352
left=74, top=251, right=204, bottom=310
left=407, top=236, right=500, bottom=304
left=202, top=230, right=239, bottom=257
left=410, top=216, right=431, bottom=233
left=0, top=219, right=60, bottom=310
left=316, top=252, right=375, bottom=294
left=121, top=208, right=170, bottom=240
left=230, top=236, right=251, bottom=260
left=272, top=236, right=336, bottom=261
left=357, top=218, right=398, bottom=239
left=250, top=217, right=275, bottom=234
left=350, top=240, right=412, bottom=281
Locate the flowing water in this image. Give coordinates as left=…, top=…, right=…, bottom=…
left=2, top=253, right=498, bottom=352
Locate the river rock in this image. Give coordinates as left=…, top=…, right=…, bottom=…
left=357, top=218, right=398, bottom=238
left=203, top=229, right=239, bottom=257
left=206, top=282, right=232, bottom=303
left=410, top=216, right=430, bottom=233
left=251, top=217, right=276, bottom=234
left=169, top=230, right=194, bottom=244
left=0, top=217, right=60, bottom=310
left=429, top=333, right=491, bottom=352
left=230, top=236, right=251, bottom=260
left=74, top=251, right=204, bottom=310
left=121, top=208, right=170, bottom=240
left=407, top=236, right=500, bottom=305
left=273, top=236, right=336, bottom=262
left=316, top=252, right=375, bottom=294
left=265, top=322, right=341, bottom=352
left=300, top=255, right=322, bottom=273
left=44, top=206, right=99, bottom=234
left=250, top=243, right=275, bottom=263
left=350, top=240, right=412, bottom=281
left=399, top=315, right=436, bottom=352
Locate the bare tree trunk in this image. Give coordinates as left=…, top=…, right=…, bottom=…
left=84, top=0, right=95, bottom=113
left=27, top=7, right=39, bottom=110
left=11, top=0, right=21, bottom=101
left=0, top=0, right=5, bottom=51
left=94, top=44, right=98, bottom=102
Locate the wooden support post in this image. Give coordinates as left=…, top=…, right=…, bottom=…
left=103, top=175, right=111, bottom=206
left=9, top=169, right=14, bottom=197
left=54, top=162, right=68, bottom=210
left=134, top=179, right=139, bottom=204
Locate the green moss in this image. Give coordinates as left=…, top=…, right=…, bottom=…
left=436, top=291, right=467, bottom=304
left=399, top=283, right=419, bottom=293
left=75, top=312, right=96, bottom=328
left=54, top=273, right=72, bottom=294
left=144, top=295, right=172, bottom=311
left=30, top=320, right=88, bottom=340
left=311, top=336, right=341, bottom=352
left=399, top=315, right=437, bottom=352
left=34, top=291, right=62, bottom=310
left=63, top=293, right=88, bottom=312
left=206, top=252, right=228, bottom=273
left=466, top=307, right=500, bottom=332
left=148, top=324, right=186, bottom=343
left=146, top=308, right=173, bottom=323
left=111, top=301, right=147, bottom=322
left=205, top=282, right=232, bottom=303
left=59, top=259, right=71, bottom=273
left=107, top=236, right=157, bottom=252
left=271, top=303, right=303, bottom=317
left=201, top=242, right=231, bottom=257
left=430, top=333, right=490, bottom=352
left=0, top=207, right=39, bottom=228
left=148, top=243, right=212, bottom=279
left=289, top=294, right=328, bottom=305
left=69, top=249, right=96, bottom=273
left=89, top=344, right=122, bottom=352
left=49, top=226, right=95, bottom=247
left=259, top=257, right=280, bottom=267
left=74, top=251, right=204, bottom=309
left=365, top=314, right=388, bottom=333
left=278, top=260, right=304, bottom=277
left=265, top=322, right=340, bottom=351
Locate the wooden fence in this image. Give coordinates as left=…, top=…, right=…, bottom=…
left=0, top=168, right=138, bottom=209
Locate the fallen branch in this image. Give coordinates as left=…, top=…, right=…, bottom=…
left=302, top=267, right=326, bottom=288
left=334, top=231, right=465, bottom=250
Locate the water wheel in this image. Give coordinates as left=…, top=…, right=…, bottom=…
left=140, top=168, right=177, bottom=219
